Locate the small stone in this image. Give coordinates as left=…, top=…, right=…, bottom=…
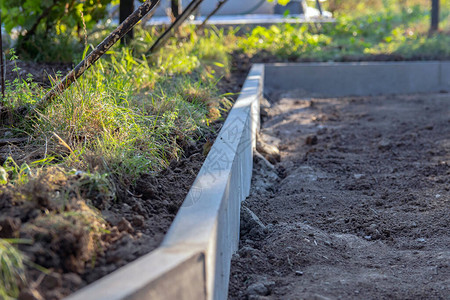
left=256, top=140, right=280, bottom=164
left=260, top=97, right=271, bottom=109
left=295, top=270, right=304, bottom=276
left=239, top=246, right=257, bottom=257
left=305, top=135, right=318, bottom=145
left=240, top=206, right=266, bottom=238
left=62, top=272, right=83, bottom=288
left=247, top=282, right=268, bottom=296
left=416, top=238, right=426, bottom=243
left=378, top=139, right=391, bottom=150
left=132, top=202, right=146, bottom=215
left=364, top=235, right=372, bottom=240
left=41, top=272, right=63, bottom=290
left=247, top=282, right=269, bottom=296
left=317, top=126, right=328, bottom=135
left=117, top=217, right=134, bottom=233
left=353, top=174, right=365, bottom=180
left=45, top=290, right=65, bottom=300
left=0, top=216, right=21, bottom=238
left=310, top=294, right=332, bottom=300
left=18, top=289, right=43, bottom=300
left=131, top=215, right=145, bottom=228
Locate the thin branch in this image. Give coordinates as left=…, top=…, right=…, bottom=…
left=146, top=0, right=205, bottom=56
left=196, top=0, right=228, bottom=32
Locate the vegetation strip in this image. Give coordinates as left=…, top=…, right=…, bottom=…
left=36, top=0, right=161, bottom=111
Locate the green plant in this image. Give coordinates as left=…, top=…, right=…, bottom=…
left=0, top=239, right=28, bottom=300
left=1, top=49, right=45, bottom=120
left=1, top=0, right=114, bottom=38
left=238, top=3, right=450, bottom=61
left=0, top=27, right=232, bottom=192
left=1, top=157, right=32, bottom=186
left=0, top=0, right=117, bottom=62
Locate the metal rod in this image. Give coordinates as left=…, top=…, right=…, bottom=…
left=431, top=0, right=439, bottom=32
left=0, top=13, right=5, bottom=100
left=171, top=0, right=182, bottom=18
left=120, top=0, right=135, bottom=45
left=197, top=0, right=228, bottom=32
left=315, top=0, right=323, bottom=16
left=35, top=0, right=160, bottom=112
left=146, top=0, right=205, bottom=55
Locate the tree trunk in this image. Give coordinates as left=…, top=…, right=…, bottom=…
left=430, top=0, right=439, bottom=32
left=120, top=0, right=135, bottom=44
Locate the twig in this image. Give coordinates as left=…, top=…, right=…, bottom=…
left=196, top=0, right=228, bottom=32
left=33, top=0, right=160, bottom=114
left=146, top=0, right=205, bottom=55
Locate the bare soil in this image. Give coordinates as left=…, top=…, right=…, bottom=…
left=4, top=59, right=73, bottom=87
left=229, top=92, right=450, bottom=299
left=0, top=139, right=207, bottom=299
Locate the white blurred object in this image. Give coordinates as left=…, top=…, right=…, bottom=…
left=151, top=0, right=275, bottom=16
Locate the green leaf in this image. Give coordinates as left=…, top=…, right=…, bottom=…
left=0, top=167, right=8, bottom=185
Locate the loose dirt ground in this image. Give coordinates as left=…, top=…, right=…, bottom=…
left=229, top=92, right=450, bottom=299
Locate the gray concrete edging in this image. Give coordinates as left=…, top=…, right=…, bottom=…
left=265, top=61, right=450, bottom=97
left=65, top=64, right=264, bottom=300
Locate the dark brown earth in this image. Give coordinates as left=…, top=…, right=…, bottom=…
left=229, top=92, right=450, bottom=299
left=0, top=139, right=207, bottom=299
left=4, top=59, right=73, bottom=88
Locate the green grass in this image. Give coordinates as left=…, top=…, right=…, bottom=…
left=238, top=2, right=450, bottom=61
left=2, top=28, right=233, bottom=187
left=0, top=239, right=28, bottom=300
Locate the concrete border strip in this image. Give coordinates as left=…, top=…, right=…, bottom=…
left=65, top=64, right=264, bottom=300
left=265, top=61, right=450, bottom=97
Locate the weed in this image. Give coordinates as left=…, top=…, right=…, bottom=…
left=0, top=239, right=28, bottom=299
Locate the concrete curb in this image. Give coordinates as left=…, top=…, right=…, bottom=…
left=65, top=64, right=264, bottom=300
left=265, top=61, right=450, bottom=97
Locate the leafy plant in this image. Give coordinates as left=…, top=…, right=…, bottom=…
left=1, top=0, right=116, bottom=61
left=0, top=239, right=28, bottom=300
